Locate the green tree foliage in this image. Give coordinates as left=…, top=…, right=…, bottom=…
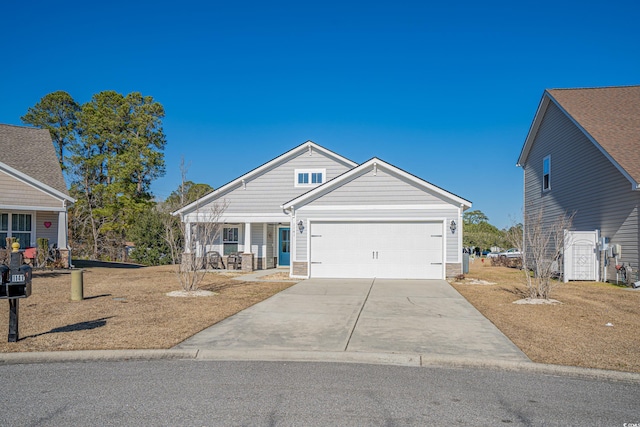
left=20, top=91, right=80, bottom=169
left=22, top=90, right=167, bottom=261
left=463, top=210, right=507, bottom=250
left=464, top=210, right=489, bottom=225
left=127, top=205, right=173, bottom=266
left=127, top=157, right=214, bottom=267
left=66, top=90, right=166, bottom=260
left=126, top=179, right=213, bottom=266
left=165, top=181, right=213, bottom=210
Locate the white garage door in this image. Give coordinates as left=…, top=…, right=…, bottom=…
left=309, top=221, right=444, bottom=279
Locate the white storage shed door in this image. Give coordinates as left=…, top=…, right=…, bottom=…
left=309, top=221, right=444, bottom=279
left=563, top=230, right=598, bottom=281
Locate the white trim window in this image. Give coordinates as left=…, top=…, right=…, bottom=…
left=543, top=155, right=551, bottom=191
left=294, top=169, right=326, bottom=187
left=222, top=227, right=239, bottom=255
left=0, top=212, right=33, bottom=249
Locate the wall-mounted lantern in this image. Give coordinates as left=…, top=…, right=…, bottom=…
left=297, top=220, right=304, bottom=233
left=450, top=220, right=457, bottom=234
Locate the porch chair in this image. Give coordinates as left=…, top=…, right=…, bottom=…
left=227, top=252, right=242, bottom=270
left=205, top=251, right=225, bottom=270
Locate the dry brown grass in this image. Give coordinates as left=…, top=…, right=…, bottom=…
left=3, top=258, right=640, bottom=374
left=0, top=264, right=295, bottom=353
left=260, top=271, right=298, bottom=281
left=451, top=257, right=640, bottom=373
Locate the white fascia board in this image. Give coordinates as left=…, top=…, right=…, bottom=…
left=183, top=212, right=290, bottom=223
left=0, top=204, right=67, bottom=212
left=284, top=158, right=472, bottom=210
left=174, top=140, right=358, bottom=216
left=0, top=161, right=75, bottom=203
left=298, top=204, right=456, bottom=211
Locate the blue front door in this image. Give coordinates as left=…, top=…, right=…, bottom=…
left=278, top=227, right=290, bottom=266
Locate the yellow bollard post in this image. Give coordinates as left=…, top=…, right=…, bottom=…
left=71, top=269, right=84, bottom=301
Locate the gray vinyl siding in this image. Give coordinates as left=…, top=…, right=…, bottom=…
left=0, top=172, right=63, bottom=209
left=293, top=165, right=461, bottom=263
left=35, top=211, right=58, bottom=245
left=197, top=150, right=352, bottom=215
left=306, top=167, right=453, bottom=205
left=523, top=101, right=639, bottom=273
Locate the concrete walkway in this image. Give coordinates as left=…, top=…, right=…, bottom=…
left=175, top=278, right=528, bottom=362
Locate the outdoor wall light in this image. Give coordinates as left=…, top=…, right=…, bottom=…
left=297, top=220, right=304, bottom=233
left=450, top=220, right=457, bottom=234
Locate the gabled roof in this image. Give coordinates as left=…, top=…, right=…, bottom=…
left=283, top=157, right=472, bottom=210
left=517, top=85, right=640, bottom=188
left=174, top=140, right=358, bottom=216
left=0, top=124, right=75, bottom=202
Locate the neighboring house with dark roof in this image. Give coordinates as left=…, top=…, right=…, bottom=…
left=517, top=85, right=640, bottom=282
left=175, top=141, right=471, bottom=279
left=0, top=124, right=75, bottom=266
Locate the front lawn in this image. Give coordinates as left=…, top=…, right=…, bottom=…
left=0, top=264, right=295, bottom=353
left=451, top=258, right=640, bottom=373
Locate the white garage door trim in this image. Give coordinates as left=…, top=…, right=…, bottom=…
left=306, top=218, right=446, bottom=279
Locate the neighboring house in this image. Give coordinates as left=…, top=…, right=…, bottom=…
left=517, top=85, right=640, bottom=282
left=0, top=124, right=75, bottom=267
left=175, top=141, right=471, bottom=279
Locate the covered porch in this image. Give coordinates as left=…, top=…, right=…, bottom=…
left=186, top=220, right=292, bottom=272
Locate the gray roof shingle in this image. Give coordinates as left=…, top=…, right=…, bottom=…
left=0, top=124, right=70, bottom=196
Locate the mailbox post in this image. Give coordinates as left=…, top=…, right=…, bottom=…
left=0, top=243, right=32, bottom=342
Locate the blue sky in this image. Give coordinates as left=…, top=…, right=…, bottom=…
left=1, top=0, right=638, bottom=228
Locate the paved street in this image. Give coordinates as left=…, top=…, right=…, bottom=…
left=1, top=360, right=638, bottom=426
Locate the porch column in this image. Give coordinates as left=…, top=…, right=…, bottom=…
left=57, top=211, right=69, bottom=249
left=57, top=210, right=71, bottom=268
left=180, top=220, right=196, bottom=273
left=242, top=222, right=254, bottom=271
left=184, top=221, right=192, bottom=252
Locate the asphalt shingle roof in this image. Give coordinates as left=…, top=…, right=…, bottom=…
left=0, top=124, right=70, bottom=196
left=547, top=85, right=640, bottom=184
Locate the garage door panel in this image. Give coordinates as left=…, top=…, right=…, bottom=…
left=309, top=221, right=444, bottom=279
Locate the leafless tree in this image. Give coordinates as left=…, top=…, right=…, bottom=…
left=162, top=160, right=227, bottom=292
left=508, top=207, right=574, bottom=299
left=163, top=202, right=227, bottom=292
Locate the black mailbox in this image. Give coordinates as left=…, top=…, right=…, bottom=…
left=0, top=252, right=32, bottom=299
left=2, top=247, right=32, bottom=342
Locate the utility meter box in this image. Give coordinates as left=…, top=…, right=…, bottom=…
left=612, top=244, right=622, bottom=257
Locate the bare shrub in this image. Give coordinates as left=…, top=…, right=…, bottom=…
left=160, top=159, right=228, bottom=292
left=164, top=201, right=227, bottom=292
left=508, top=208, right=574, bottom=299
left=493, top=256, right=522, bottom=269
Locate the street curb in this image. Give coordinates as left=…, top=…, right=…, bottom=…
left=0, top=349, right=198, bottom=365
left=196, top=349, right=422, bottom=366
left=2, top=349, right=638, bottom=383
left=416, top=355, right=640, bottom=384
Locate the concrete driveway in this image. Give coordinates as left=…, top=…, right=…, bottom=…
left=176, top=278, right=528, bottom=362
